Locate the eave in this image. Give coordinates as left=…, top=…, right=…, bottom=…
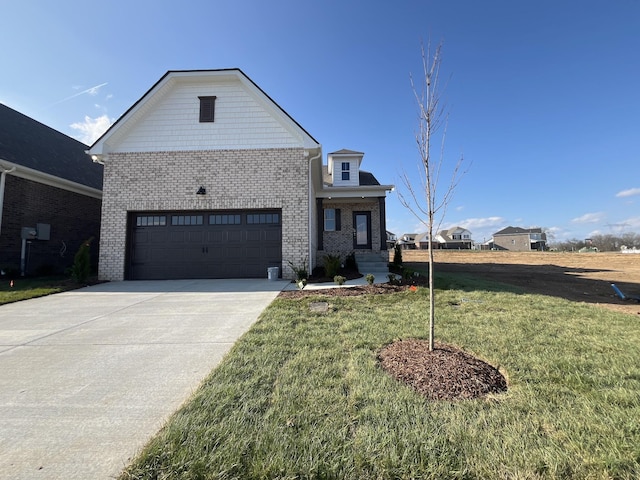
left=316, top=184, right=394, bottom=199
left=0, top=159, right=102, bottom=199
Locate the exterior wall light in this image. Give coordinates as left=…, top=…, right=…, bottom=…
left=196, top=186, right=206, bottom=195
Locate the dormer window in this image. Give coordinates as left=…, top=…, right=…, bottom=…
left=199, top=96, right=217, bottom=122
left=341, top=162, right=350, bottom=181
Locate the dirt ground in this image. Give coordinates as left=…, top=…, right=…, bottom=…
left=401, top=250, right=640, bottom=316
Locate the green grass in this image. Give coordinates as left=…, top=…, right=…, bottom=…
left=119, top=274, right=640, bottom=479
left=0, top=275, right=82, bottom=305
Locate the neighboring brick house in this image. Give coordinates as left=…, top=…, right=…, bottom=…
left=0, top=104, right=103, bottom=276
left=492, top=226, right=547, bottom=251
left=88, top=69, right=393, bottom=281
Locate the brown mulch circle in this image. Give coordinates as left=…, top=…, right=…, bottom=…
left=378, top=339, right=508, bottom=401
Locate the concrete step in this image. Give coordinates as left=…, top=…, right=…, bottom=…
left=355, top=252, right=389, bottom=275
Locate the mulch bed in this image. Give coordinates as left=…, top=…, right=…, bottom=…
left=378, top=339, right=508, bottom=401
left=278, top=283, right=410, bottom=298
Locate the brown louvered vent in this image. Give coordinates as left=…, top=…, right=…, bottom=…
left=198, top=96, right=217, bottom=122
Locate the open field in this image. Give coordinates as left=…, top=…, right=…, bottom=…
left=401, top=250, right=640, bottom=315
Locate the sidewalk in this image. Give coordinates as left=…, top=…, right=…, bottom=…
left=282, top=268, right=391, bottom=291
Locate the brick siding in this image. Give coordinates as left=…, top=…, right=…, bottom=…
left=0, top=176, right=101, bottom=275
left=99, top=148, right=309, bottom=281
left=317, top=200, right=382, bottom=266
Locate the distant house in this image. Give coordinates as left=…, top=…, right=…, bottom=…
left=398, top=233, right=417, bottom=250
left=414, top=232, right=431, bottom=249
left=435, top=226, right=473, bottom=249
left=386, top=230, right=397, bottom=250
left=0, top=104, right=103, bottom=276
left=492, top=226, right=546, bottom=251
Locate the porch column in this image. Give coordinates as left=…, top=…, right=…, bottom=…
left=378, top=197, right=387, bottom=250
left=316, top=198, right=324, bottom=251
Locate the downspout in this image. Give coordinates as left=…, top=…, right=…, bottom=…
left=307, top=148, right=322, bottom=274
left=0, top=162, right=17, bottom=236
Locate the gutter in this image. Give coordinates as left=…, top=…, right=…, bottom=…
left=0, top=161, right=16, bottom=236
left=307, top=147, right=322, bottom=273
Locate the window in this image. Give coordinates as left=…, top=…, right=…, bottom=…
left=171, top=215, right=204, bottom=226
left=247, top=213, right=280, bottom=224
left=209, top=214, right=241, bottom=225
left=341, top=162, right=350, bottom=181
left=323, top=208, right=341, bottom=231
left=136, top=215, right=166, bottom=227
left=199, top=96, right=217, bottom=122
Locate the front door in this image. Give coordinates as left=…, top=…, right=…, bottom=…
left=353, top=211, right=372, bottom=249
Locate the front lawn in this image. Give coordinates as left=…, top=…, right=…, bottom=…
left=0, top=276, right=79, bottom=305
left=121, top=275, right=640, bottom=479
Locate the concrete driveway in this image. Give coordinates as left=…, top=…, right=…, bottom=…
left=0, top=279, right=287, bottom=480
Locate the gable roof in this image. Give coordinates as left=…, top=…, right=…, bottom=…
left=89, top=68, right=320, bottom=157
left=436, top=227, right=472, bottom=243
left=494, top=226, right=543, bottom=236
left=0, top=104, right=103, bottom=190
left=329, top=149, right=365, bottom=156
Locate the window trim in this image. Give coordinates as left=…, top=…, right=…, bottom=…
left=323, top=208, right=341, bottom=231
left=341, top=162, right=350, bottom=181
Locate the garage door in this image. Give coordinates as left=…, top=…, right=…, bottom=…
left=128, top=210, right=282, bottom=280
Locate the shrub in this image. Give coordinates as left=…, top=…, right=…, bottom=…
left=323, top=254, right=341, bottom=278
left=345, top=252, right=358, bottom=271
left=365, top=273, right=375, bottom=285
left=334, top=275, right=346, bottom=286
left=71, top=238, right=93, bottom=284
left=287, top=259, right=308, bottom=281
left=393, top=244, right=403, bottom=266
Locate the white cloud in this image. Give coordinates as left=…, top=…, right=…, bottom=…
left=70, top=115, right=112, bottom=145
left=457, top=216, right=505, bottom=230
left=571, top=212, right=604, bottom=224
left=616, top=188, right=640, bottom=198
left=622, top=216, right=640, bottom=229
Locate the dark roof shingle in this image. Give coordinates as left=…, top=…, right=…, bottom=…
left=0, top=104, right=103, bottom=190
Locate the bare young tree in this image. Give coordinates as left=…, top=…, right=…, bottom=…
left=398, top=41, right=466, bottom=351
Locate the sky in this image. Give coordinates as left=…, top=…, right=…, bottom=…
left=2, top=0, right=639, bottom=245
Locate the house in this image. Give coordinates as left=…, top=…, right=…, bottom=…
left=492, top=226, right=546, bottom=251
left=386, top=230, right=397, bottom=250
left=0, top=104, right=103, bottom=276
left=88, top=69, right=393, bottom=281
left=435, top=226, right=473, bottom=249
left=397, top=233, right=418, bottom=250
left=414, top=232, right=431, bottom=249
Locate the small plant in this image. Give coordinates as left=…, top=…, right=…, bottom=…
left=388, top=273, right=400, bottom=285
left=334, top=275, right=346, bottom=286
left=393, top=244, right=403, bottom=266
left=345, top=252, right=358, bottom=271
left=323, top=254, right=341, bottom=278
left=287, top=258, right=308, bottom=281
left=365, top=273, right=375, bottom=285
left=71, top=237, right=93, bottom=284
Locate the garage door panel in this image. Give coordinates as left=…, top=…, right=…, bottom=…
left=129, top=210, right=281, bottom=280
